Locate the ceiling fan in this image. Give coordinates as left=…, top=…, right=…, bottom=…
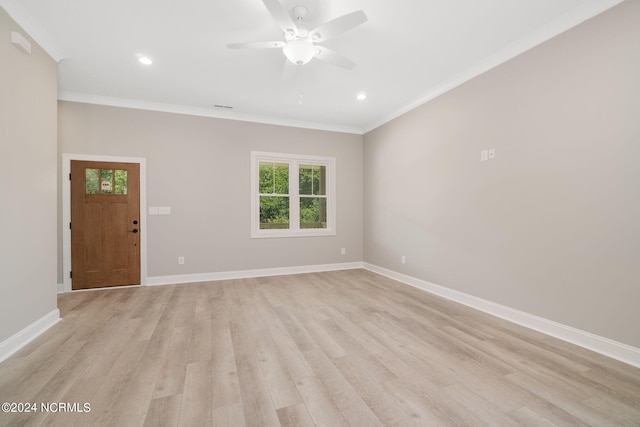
left=227, top=0, right=367, bottom=79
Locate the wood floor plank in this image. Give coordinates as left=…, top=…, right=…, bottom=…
left=83, top=338, right=151, bottom=425
left=0, top=335, right=85, bottom=404
left=506, top=406, right=558, bottom=427
left=302, top=348, right=384, bottom=427
left=260, top=316, right=315, bottom=381
left=141, top=288, right=181, bottom=360
left=211, top=328, right=242, bottom=409
left=152, top=325, right=190, bottom=399
left=583, top=393, right=640, bottom=426
left=212, top=402, right=247, bottom=427
left=276, top=403, right=315, bottom=427
left=0, top=270, right=638, bottom=426
left=352, top=313, right=456, bottom=388
left=144, top=394, right=182, bottom=427
left=380, top=378, right=457, bottom=426
left=253, top=331, right=302, bottom=409
left=294, top=375, right=350, bottom=426
left=505, top=370, right=629, bottom=426
left=273, top=307, right=320, bottom=353
left=186, top=293, right=214, bottom=363
left=442, top=382, right=519, bottom=426
left=34, top=377, right=98, bottom=427
left=294, top=315, right=347, bottom=359
left=332, top=355, right=418, bottom=427
left=178, top=361, right=214, bottom=427
left=104, top=354, right=163, bottom=427
left=235, top=353, right=282, bottom=427
left=130, top=286, right=174, bottom=342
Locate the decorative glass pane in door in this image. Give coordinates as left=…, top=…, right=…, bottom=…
left=85, top=168, right=99, bottom=194
left=100, top=169, right=113, bottom=194
left=115, top=170, right=128, bottom=194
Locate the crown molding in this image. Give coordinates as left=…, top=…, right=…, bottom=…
left=58, top=91, right=363, bottom=135
left=362, top=0, right=624, bottom=133
left=0, top=0, right=66, bottom=61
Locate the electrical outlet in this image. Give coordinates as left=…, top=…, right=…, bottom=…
left=488, top=148, right=496, bottom=160
left=341, top=248, right=346, bottom=255
left=178, top=256, right=184, bottom=265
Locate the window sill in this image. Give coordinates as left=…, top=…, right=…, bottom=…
left=251, top=228, right=336, bottom=239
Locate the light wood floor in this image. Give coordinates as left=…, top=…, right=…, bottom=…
left=1, top=269, right=639, bottom=426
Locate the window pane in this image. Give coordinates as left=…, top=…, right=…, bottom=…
left=299, top=164, right=326, bottom=195
left=115, top=170, right=128, bottom=195
left=260, top=196, right=290, bottom=229
left=259, top=162, right=289, bottom=194
left=85, top=168, right=99, bottom=194
left=300, top=197, right=327, bottom=229
left=100, top=169, right=113, bottom=194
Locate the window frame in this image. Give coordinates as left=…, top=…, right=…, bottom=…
left=251, top=151, right=336, bottom=238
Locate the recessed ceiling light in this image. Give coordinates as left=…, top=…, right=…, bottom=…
left=356, top=92, right=367, bottom=101
left=138, top=56, right=153, bottom=65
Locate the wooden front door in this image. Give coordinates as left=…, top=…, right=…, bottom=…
left=71, top=160, right=141, bottom=290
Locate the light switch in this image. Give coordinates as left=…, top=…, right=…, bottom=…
left=148, top=207, right=158, bottom=215
left=159, top=206, right=171, bottom=215
left=480, top=150, right=488, bottom=162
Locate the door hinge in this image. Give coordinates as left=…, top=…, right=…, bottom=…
left=70, top=271, right=72, bottom=278
left=69, top=173, right=71, bottom=180
left=69, top=222, right=72, bottom=230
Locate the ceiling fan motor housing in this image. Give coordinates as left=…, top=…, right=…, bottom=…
left=283, top=6, right=315, bottom=65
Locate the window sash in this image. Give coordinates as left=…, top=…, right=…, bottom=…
left=251, top=152, right=335, bottom=238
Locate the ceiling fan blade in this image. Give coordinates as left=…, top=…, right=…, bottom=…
left=263, top=0, right=297, bottom=34
left=314, top=47, right=356, bottom=70
left=282, top=59, right=299, bottom=81
left=227, top=41, right=285, bottom=49
left=309, top=10, right=367, bottom=43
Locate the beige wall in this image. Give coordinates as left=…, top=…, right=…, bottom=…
left=363, top=1, right=640, bottom=348
left=0, top=8, right=58, bottom=342
left=58, top=103, right=363, bottom=280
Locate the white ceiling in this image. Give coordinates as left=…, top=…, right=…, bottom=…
left=2, top=0, right=622, bottom=133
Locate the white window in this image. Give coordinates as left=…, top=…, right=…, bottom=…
left=251, top=151, right=336, bottom=238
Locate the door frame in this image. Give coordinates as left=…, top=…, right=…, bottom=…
left=62, top=153, right=147, bottom=292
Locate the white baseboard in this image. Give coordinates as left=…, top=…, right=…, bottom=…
left=364, top=263, right=640, bottom=369
left=0, top=309, right=61, bottom=363
left=146, top=262, right=365, bottom=286
left=54, top=260, right=640, bottom=368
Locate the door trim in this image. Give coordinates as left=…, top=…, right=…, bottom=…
left=62, top=154, right=147, bottom=292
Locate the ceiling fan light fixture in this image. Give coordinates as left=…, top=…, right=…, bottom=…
left=283, top=40, right=316, bottom=65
